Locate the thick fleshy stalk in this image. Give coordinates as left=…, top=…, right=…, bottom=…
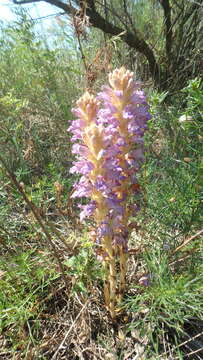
left=69, top=91, right=117, bottom=317
left=98, top=67, right=151, bottom=301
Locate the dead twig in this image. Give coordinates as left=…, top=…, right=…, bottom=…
left=51, top=299, right=89, bottom=359
left=158, top=330, right=203, bottom=358
left=172, top=228, right=203, bottom=254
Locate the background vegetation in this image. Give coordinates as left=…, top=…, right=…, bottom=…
left=13, top=0, right=203, bottom=90
left=0, top=1, right=202, bottom=359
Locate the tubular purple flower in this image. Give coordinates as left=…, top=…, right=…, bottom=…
left=97, top=221, right=113, bottom=238
left=70, top=159, right=94, bottom=175
left=72, top=143, right=89, bottom=156
left=71, top=177, right=92, bottom=198
left=79, top=201, right=96, bottom=221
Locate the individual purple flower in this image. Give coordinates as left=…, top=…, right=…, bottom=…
left=70, top=159, right=94, bottom=175
left=97, top=108, right=118, bottom=126
left=131, top=91, right=147, bottom=104
left=106, top=198, right=124, bottom=216
left=79, top=201, right=96, bottom=221
left=72, top=143, right=89, bottom=157
left=95, top=175, right=112, bottom=196
left=68, top=119, right=84, bottom=132
left=97, top=221, right=113, bottom=238
left=71, top=177, right=92, bottom=198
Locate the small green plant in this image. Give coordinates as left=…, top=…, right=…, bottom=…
left=64, top=236, right=103, bottom=294
left=144, top=78, right=203, bottom=238
left=124, top=248, right=203, bottom=358
left=125, top=79, right=203, bottom=358
left=0, top=249, right=59, bottom=348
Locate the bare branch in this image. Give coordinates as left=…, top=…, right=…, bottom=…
left=186, top=0, right=203, bottom=6
left=44, top=0, right=77, bottom=15
left=181, top=2, right=199, bottom=26
left=159, top=0, right=173, bottom=65
left=13, top=0, right=41, bottom=4
left=31, top=11, right=65, bottom=21
left=85, top=0, right=161, bottom=85
left=173, top=228, right=203, bottom=254
left=13, top=0, right=77, bottom=15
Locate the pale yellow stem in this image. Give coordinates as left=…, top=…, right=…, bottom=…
left=103, top=236, right=117, bottom=318
left=118, top=247, right=128, bottom=303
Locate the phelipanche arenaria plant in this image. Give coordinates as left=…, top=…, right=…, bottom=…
left=69, top=67, right=151, bottom=317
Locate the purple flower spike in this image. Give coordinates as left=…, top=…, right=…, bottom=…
left=69, top=66, right=150, bottom=270
left=69, top=67, right=151, bottom=316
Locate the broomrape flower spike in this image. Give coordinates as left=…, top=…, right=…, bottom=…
left=69, top=67, right=151, bottom=318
